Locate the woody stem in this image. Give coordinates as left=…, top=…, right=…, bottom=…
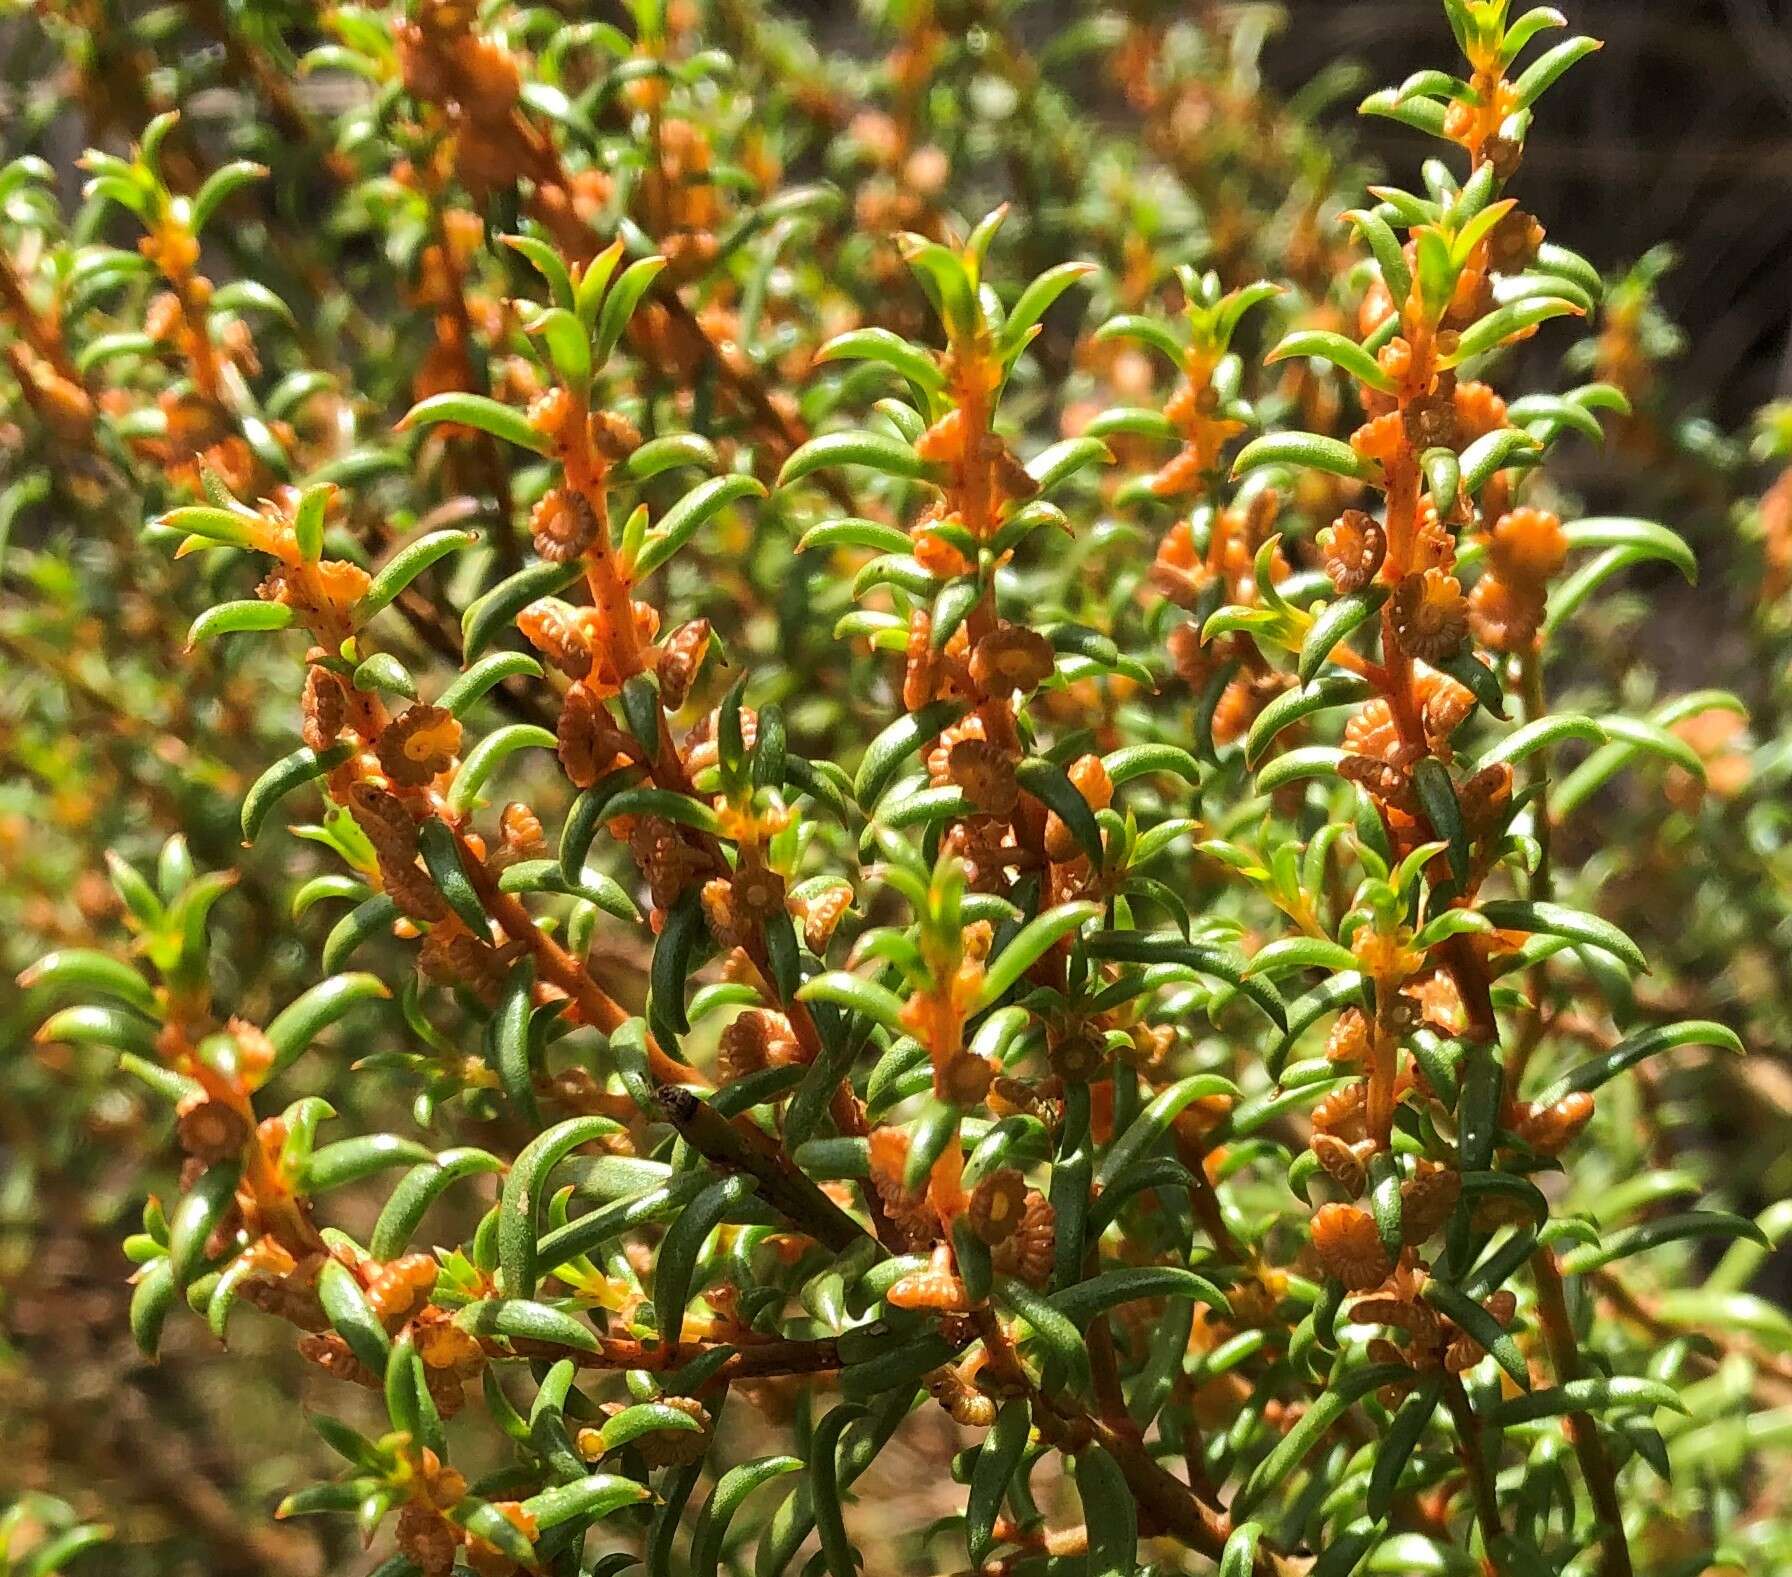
left=1531, top=1246, right=1634, bottom=1577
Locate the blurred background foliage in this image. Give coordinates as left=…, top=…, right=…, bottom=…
left=2, top=1, right=1791, bottom=1573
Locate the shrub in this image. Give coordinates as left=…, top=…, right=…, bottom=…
left=5, top=2, right=1789, bottom=1575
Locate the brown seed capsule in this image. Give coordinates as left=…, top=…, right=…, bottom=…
left=396, top=1503, right=459, bottom=1577
left=1516, top=1091, right=1595, bottom=1156
left=928, top=1369, right=998, bottom=1427
left=888, top=1262, right=970, bottom=1312
left=990, top=1191, right=1055, bottom=1286
left=947, top=739, right=1020, bottom=817
left=1318, top=510, right=1386, bottom=594
left=298, top=1330, right=380, bottom=1388
left=1488, top=507, right=1568, bottom=587
left=301, top=664, right=348, bottom=751
left=530, top=488, right=599, bottom=563
left=967, top=1169, right=1029, bottom=1246
left=656, top=618, right=712, bottom=711
left=176, top=1095, right=251, bottom=1164
left=498, top=801, right=546, bottom=862
left=718, top=1008, right=800, bottom=1083
left=1339, top=753, right=1420, bottom=815
left=377, top=705, right=463, bottom=787
left=1311, top=1132, right=1368, bottom=1194
left=1400, top=1166, right=1462, bottom=1244
left=557, top=683, right=632, bottom=789
left=1310, top=1202, right=1392, bottom=1291
left=969, top=625, right=1056, bottom=696
left=518, top=597, right=595, bottom=679
left=1325, top=1007, right=1372, bottom=1068
left=1389, top=570, right=1468, bottom=663
left=794, top=883, right=853, bottom=954
left=939, top=1051, right=996, bottom=1107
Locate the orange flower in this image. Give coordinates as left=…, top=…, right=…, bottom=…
left=1488, top=507, right=1567, bottom=587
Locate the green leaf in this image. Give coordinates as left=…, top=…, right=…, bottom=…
left=318, top=1256, right=391, bottom=1374
left=591, top=256, right=668, bottom=363
left=371, top=1148, right=505, bottom=1260
left=1050, top=1265, right=1230, bottom=1324
left=500, top=1115, right=624, bottom=1299
left=167, top=1162, right=241, bottom=1287
left=854, top=700, right=961, bottom=808
left=592, top=1402, right=705, bottom=1453
left=354, top=529, right=479, bottom=622
left=1511, top=36, right=1602, bottom=108
left=416, top=817, right=489, bottom=931
left=656, top=1174, right=756, bottom=1346
left=242, top=743, right=354, bottom=842
left=692, top=1457, right=804, bottom=1577
left=1368, top=1377, right=1444, bottom=1519
left=447, top=724, right=558, bottom=814
left=1074, top=1446, right=1136, bottom=1577
left=1478, top=899, right=1648, bottom=974
left=438, top=652, right=545, bottom=717
left=462, top=559, right=583, bottom=662
left=816, top=327, right=945, bottom=393
left=265, top=972, right=389, bottom=1077
left=1298, top=588, right=1386, bottom=683
left=1412, top=757, right=1469, bottom=886
left=130, top=1258, right=177, bottom=1357
left=1561, top=516, right=1696, bottom=582
left=796, top=971, right=907, bottom=1034
left=448, top=1497, right=538, bottom=1569
left=1446, top=296, right=1583, bottom=365
left=322, top=895, right=399, bottom=972
left=457, top=1297, right=602, bottom=1353
left=624, top=432, right=719, bottom=480
left=186, top=600, right=294, bottom=648
left=1562, top=1212, right=1766, bottom=1274
left=1256, top=745, right=1347, bottom=794
left=1543, top=1019, right=1743, bottom=1102
left=1247, top=674, right=1374, bottom=766
left=1485, top=1376, right=1683, bottom=1428
left=1474, top=714, right=1605, bottom=772
left=520, top=1474, right=651, bottom=1532
left=1424, top=1279, right=1529, bottom=1389
left=297, top=1135, right=435, bottom=1196
left=1220, top=1521, right=1265, bottom=1577
left=634, top=474, right=766, bottom=578
left=974, top=901, right=1100, bottom=1010
left=651, top=889, right=706, bottom=1036
left=777, top=430, right=936, bottom=489
left=1233, top=1363, right=1411, bottom=1517
left=401, top=392, right=552, bottom=454
left=1098, top=1076, right=1242, bottom=1185
left=1244, top=936, right=1360, bottom=979
left=32, top=1001, right=158, bottom=1060
left=1025, top=435, right=1113, bottom=494
left=967, top=1401, right=1028, bottom=1565
left=1014, top=757, right=1102, bottom=864
left=1268, top=329, right=1397, bottom=394
left=1232, top=431, right=1374, bottom=481
left=808, top=1404, right=866, bottom=1577
left=18, top=948, right=156, bottom=1013
left=996, top=1275, right=1091, bottom=1393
